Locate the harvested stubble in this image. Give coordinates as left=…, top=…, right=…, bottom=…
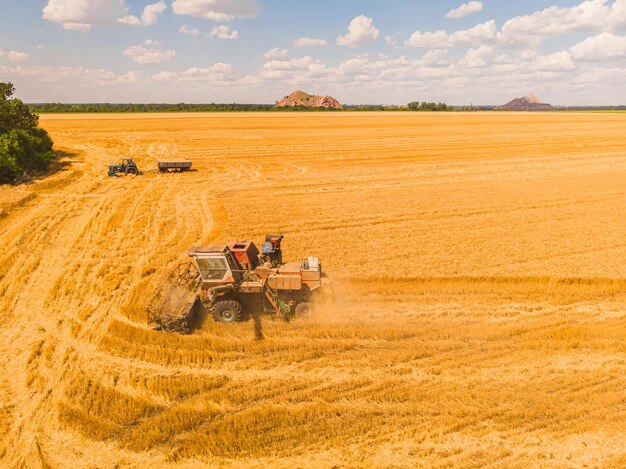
left=0, top=112, right=625, bottom=468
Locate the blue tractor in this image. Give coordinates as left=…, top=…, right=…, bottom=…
left=108, top=157, right=139, bottom=177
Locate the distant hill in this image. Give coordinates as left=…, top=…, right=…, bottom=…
left=276, top=90, right=342, bottom=109
left=499, top=95, right=554, bottom=111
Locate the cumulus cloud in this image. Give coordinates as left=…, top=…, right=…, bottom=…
left=405, top=30, right=449, bottom=49
left=337, top=15, right=380, bottom=47
left=180, top=24, right=239, bottom=40
left=0, top=64, right=144, bottom=86
left=407, top=21, right=499, bottom=49
left=531, top=51, right=576, bottom=71
left=210, top=25, right=239, bottom=40
left=294, top=37, right=328, bottom=47
left=119, top=0, right=166, bottom=26
left=460, top=46, right=494, bottom=67
left=179, top=25, right=201, bottom=36
left=407, top=1, right=626, bottom=50
left=141, top=0, right=167, bottom=25
left=123, top=40, right=175, bottom=64
left=264, top=48, right=289, bottom=60
left=501, top=0, right=626, bottom=45
left=7, top=51, right=29, bottom=62
left=569, top=32, right=626, bottom=61
left=446, top=1, right=484, bottom=19
left=172, top=0, right=260, bottom=21
left=449, top=20, right=499, bottom=46
left=183, top=63, right=236, bottom=80
left=43, top=0, right=129, bottom=31
left=261, top=55, right=327, bottom=81
left=3, top=45, right=626, bottom=106
left=43, top=0, right=166, bottom=30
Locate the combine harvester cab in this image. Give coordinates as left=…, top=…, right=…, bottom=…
left=147, top=235, right=325, bottom=332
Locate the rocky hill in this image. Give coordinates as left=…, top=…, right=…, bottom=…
left=276, top=90, right=342, bottom=109
left=499, top=95, right=554, bottom=111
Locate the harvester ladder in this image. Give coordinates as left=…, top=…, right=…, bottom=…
left=262, top=281, right=291, bottom=317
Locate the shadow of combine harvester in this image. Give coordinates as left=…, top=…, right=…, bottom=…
left=146, top=235, right=327, bottom=335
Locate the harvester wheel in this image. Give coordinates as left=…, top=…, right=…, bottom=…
left=212, top=300, right=242, bottom=323
left=125, top=166, right=139, bottom=175
left=295, top=302, right=313, bottom=316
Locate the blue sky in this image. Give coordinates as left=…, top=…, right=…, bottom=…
left=0, top=0, right=625, bottom=104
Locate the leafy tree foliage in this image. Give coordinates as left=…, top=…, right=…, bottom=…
left=407, top=101, right=451, bottom=111
left=0, top=81, right=54, bottom=182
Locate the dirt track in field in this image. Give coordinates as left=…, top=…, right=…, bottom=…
left=0, top=112, right=625, bottom=468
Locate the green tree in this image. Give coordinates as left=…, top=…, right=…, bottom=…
left=407, top=101, right=421, bottom=111
left=406, top=100, right=451, bottom=112
left=0, top=81, right=54, bottom=182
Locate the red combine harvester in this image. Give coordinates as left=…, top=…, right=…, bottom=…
left=147, top=235, right=326, bottom=333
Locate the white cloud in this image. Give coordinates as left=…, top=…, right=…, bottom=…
left=43, top=0, right=129, bottom=31
left=210, top=25, right=239, bottom=40
left=261, top=55, right=327, bottom=81
left=141, top=0, right=166, bottom=25
left=384, top=34, right=401, bottom=48
left=153, top=71, right=178, bottom=82
left=172, top=0, right=260, bottom=21
left=117, top=16, right=140, bottom=26
left=151, top=64, right=238, bottom=84
left=405, top=30, right=449, bottom=49
left=337, top=15, right=380, bottom=47
left=418, top=50, right=450, bottom=66
left=570, top=32, right=626, bottom=60
left=294, top=37, right=328, bottom=47
left=179, top=25, right=201, bottom=36
left=264, top=48, right=289, bottom=60
left=0, top=64, right=144, bottom=86
left=449, top=20, right=499, bottom=46
left=500, top=0, right=626, bottom=45
left=263, top=56, right=317, bottom=72
left=180, top=24, right=239, bottom=39
left=461, top=46, right=494, bottom=67
left=407, top=20, right=499, bottom=49
left=531, top=51, right=576, bottom=71
left=7, top=51, right=29, bottom=62
left=123, top=40, right=175, bottom=64
left=3, top=45, right=626, bottom=106
left=44, top=0, right=166, bottom=30
left=119, top=0, right=166, bottom=26
left=446, top=1, right=484, bottom=20
left=183, top=63, right=236, bottom=80
left=407, top=1, right=626, bottom=51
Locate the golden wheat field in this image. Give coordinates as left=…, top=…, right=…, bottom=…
left=0, top=112, right=625, bottom=468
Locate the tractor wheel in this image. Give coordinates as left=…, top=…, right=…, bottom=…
left=212, top=300, right=242, bottom=323
left=295, top=301, right=313, bottom=316
left=125, top=166, right=139, bottom=175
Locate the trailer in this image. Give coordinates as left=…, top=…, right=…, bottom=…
left=157, top=159, right=192, bottom=173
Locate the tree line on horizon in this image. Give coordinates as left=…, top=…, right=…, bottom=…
left=28, top=101, right=467, bottom=113
left=21, top=101, right=626, bottom=114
